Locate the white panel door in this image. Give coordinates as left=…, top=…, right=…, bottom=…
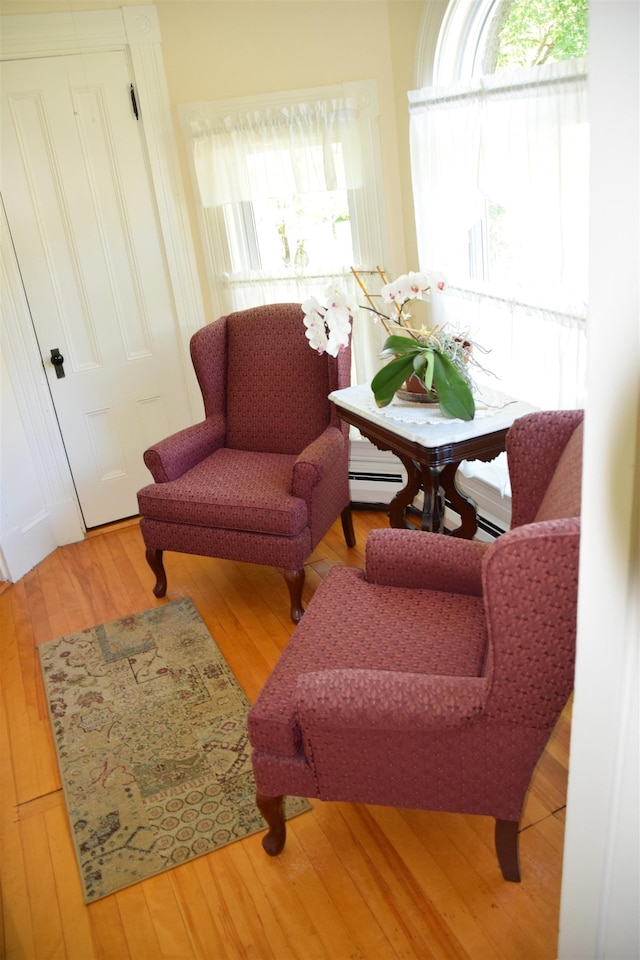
left=1, top=51, right=194, bottom=528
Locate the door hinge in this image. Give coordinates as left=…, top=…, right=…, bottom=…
left=130, top=84, right=139, bottom=120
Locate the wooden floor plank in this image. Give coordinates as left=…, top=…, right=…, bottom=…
left=86, top=897, right=130, bottom=960
left=309, top=800, right=444, bottom=960
left=286, top=807, right=403, bottom=959
left=19, top=812, right=66, bottom=959
left=192, top=852, right=279, bottom=960
left=361, top=805, right=502, bottom=960
left=221, top=832, right=333, bottom=960
left=0, top=650, right=37, bottom=960
left=240, top=823, right=369, bottom=960
left=409, top=809, right=550, bottom=960
left=141, top=871, right=196, bottom=960
left=0, top=586, right=44, bottom=805
left=115, top=883, right=164, bottom=960
left=203, top=844, right=288, bottom=960
left=46, top=803, right=97, bottom=960
left=327, top=803, right=471, bottom=960
left=167, top=861, right=230, bottom=960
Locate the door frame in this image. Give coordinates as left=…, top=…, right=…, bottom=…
left=0, top=5, right=204, bottom=549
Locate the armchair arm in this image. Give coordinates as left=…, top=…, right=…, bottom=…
left=365, top=528, right=489, bottom=595
left=291, top=426, right=346, bottom=500
left=143, top=417, right=225, bottom=483
left=297, top=670, right=486, bottom=733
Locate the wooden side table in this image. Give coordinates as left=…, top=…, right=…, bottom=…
left=330, top=384, right=536, bottom=538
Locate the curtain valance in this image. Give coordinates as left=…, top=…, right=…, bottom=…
left=192, top=97, right=362, bottom=206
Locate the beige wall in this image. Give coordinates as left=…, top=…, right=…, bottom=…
left=0, top=0, right=439, bottom=319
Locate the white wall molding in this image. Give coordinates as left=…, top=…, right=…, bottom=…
left=124, top=8, right=205, bottom=410
left=0, top=10, right=127, bottom=57
left=123, top=6, right=161, bottom=45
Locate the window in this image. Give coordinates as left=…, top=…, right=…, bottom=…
left=412, top=0, right=589, bottom=411
left=453, top=0, right=589, bottom=294
left=223, top=159, right=353, bottom=276
left=487, top=0, right=588, bottom=72
left=178, top=82, right=389, bottom=384
left=434, top=0, right=588, bottom=82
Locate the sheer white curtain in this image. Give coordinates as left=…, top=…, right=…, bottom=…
left=409, top=57, right=589, bottom=410
left=192, top=101, right=362, bottom=206
left=181, top=83, right=388, bottom=384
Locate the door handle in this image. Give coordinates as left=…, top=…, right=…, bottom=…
left=50, top=347, right=65, bottom=379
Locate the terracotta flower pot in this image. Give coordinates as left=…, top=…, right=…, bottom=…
left=398, top=372, right=439, bottom=404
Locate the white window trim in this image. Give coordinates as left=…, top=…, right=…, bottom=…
left=432, top=0, right=501, bottom=85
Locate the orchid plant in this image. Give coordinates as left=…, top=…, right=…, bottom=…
left=302, top=271, right=485, bottom=422
left=357, top=270, right=479, bottom=421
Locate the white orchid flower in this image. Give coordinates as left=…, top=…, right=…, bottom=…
left=381, top=271, right=431, bottom=305
left=406, top=271, right=431, bottom=296
left=425, top=270, right=446, bottom=292
left=304, top=321, right=329, bottom=353
left=302, top=287, right=353, bottom=355
left=301, top=296, right=324, bottom=325
left=323, top=284, right=352, bottom=311
left=324, top=304, right=351, bottom=356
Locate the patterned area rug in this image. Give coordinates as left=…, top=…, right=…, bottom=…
left=38, top=597, right=309, bottom=902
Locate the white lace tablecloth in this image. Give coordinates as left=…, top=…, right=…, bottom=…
left=329, top=382, right=538, bottom=451
left=366, top=384, right=517, bottom=426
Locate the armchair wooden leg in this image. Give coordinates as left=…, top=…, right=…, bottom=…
left=256, top=793, right=286, bottom=856
left=495, top=818, right=521, bottom=882
left=284, top=568, right=305, bottom=622
left=341, top=504, right=356, bottom=548
left=145, top=548, right=167, bottom=598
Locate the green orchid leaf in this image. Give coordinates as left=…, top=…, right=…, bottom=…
left=432, top=351, right=475, bottom=420
left=379, top=334, right=423, bottom=357
left=371, top=353, right=416, bottom=407
left=412, top=353, right=427, bottom=381
left=422, top=351, right=435, bottom=391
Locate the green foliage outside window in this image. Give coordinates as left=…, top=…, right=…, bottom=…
left=493, top=0, right=588, bottom=70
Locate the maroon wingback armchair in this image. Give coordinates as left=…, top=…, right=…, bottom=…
left=248, top=409, right=583, bottom=880
left=137, top=304, right=354, bottom=622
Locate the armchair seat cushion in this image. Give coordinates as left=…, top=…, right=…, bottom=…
left=248, top=565, right=488, bottom=758
left=137, top=448, right=307, bottom=537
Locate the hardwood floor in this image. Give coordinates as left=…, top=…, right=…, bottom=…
left=0, top=510, right=569, bottom=959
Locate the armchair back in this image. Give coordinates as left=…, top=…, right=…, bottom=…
left=507, top=409, right=584, bottom=527
left=190, top=303, right=350, bottom=456
left=482, top=409, right=583, bottom=726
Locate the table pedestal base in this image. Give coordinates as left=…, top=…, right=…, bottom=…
left=328, top=387, right=526, bottom=542
left=393, top=455, right=478, bottom=537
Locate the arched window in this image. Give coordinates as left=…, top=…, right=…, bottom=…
left=432, top=0, right=588, bottom=84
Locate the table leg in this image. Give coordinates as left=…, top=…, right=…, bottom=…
left=388, top=454, right=422, bottom=529
left=389, top=457, right=445, bottom=533
left=440, top=461, right=479, bottom=539
left=417, top=463, right=445, bottom=533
